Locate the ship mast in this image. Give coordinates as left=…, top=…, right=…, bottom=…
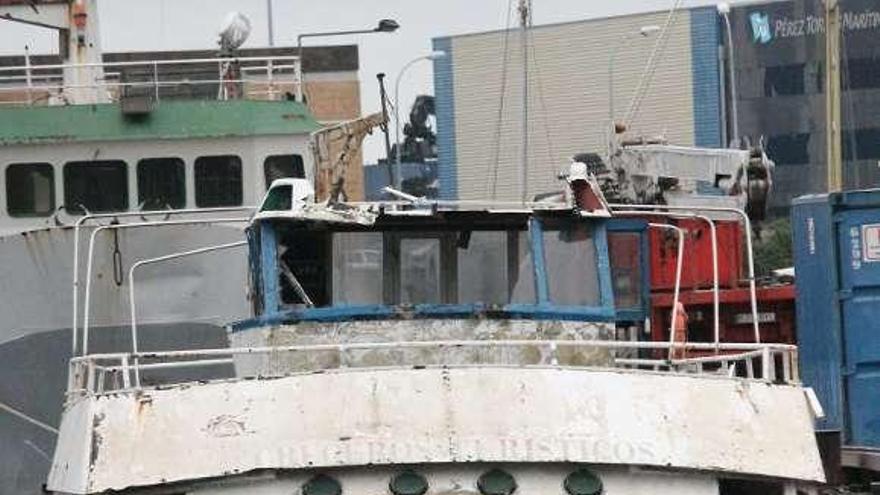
left=0, top=0, right=107, bottom=104
left=825, top=0, right=843, bottom=192
left=518, top=0, right=531, bottom=204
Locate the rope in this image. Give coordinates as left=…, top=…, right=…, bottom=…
left=529, top=39, right=558, bottom=171
left=624, top=0, right=684, bottom=127
left=488, top=0, right=516, bottom=200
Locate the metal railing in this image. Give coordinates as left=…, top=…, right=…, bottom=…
left=609, top=204, right=761, bottom=343
left=0, top=55, right=302, bottom=106
left=71, top=207, right=255, bottom=356
left=66, top=340, right=800, bottom=397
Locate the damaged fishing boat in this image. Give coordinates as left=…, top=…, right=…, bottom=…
left=46, top=175, right=827, bottom=494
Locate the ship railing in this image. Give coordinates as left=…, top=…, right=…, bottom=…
left=71, top=208, right=256, bottom=358
left=65, top=340, right=799, bottom=398
left=0, top=55, right=302, bottom=106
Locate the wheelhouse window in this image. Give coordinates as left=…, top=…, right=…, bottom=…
left=64, top=160, right=128, bottom=214
left=278, top=230, right=330, bottom=307
left=264, top=154, right=305, bottom=188
left=137, top=158, right=185, bottom=210
left=324, top=229, right=534, bottom=307
left=607, top=231, right=642, bottom=310
left=261, top=184, right=292, bottom=212
left=332, top=232, right=383, bottom=305
left=266, top=211, right=626, bottom=319
left=5, top=163, right=55, bottom=217
left=399, top=237, right=442, bottom=304
left=543, top=223, right=600, bottom=306
left=457, top=231, right=534, bottom=304
left=195, top=155, right=242, bottom=207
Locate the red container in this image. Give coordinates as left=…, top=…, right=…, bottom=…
left=649, top=218, right=744, bottom=291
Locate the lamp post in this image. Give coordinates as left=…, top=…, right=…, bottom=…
left=608, top=24, right=661, bottom=128
left=296, top=19, right=400, bottom=102
left=394, top=50, right=447, bottom=190
left=718, top=2, right=740, bottom=147
left=266, top=0, right=275, bottom=47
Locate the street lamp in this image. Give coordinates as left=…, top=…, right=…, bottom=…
left=394, top=50, right=447, bottom=189
left=717, top=2, right=740, bottom=147
left=296, top=19, right=400, bottom=102
left=608, top=24, right=661, bottom=127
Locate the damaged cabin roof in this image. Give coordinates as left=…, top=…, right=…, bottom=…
left=0, top=99, right=320, bottom=146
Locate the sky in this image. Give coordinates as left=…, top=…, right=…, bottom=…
left=0, top=0, right=744, bottom=162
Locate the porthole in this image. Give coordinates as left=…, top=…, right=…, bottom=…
left=302, top=474, right=342, bottom=495
left=564, top=468, right=602, bottom=495
left=477, top=468, right=516, bottom=495
left=389, top=470, right=428, bottom=495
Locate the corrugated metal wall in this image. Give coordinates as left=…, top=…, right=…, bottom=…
left=690, top=7, right=723, bottom=148
left=434, top=9, right=709, bottom=201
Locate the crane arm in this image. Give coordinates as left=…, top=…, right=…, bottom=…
left=309, top=112, right=388, bottom=203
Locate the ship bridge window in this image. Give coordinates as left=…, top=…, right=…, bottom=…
left=327, top=229, right=535, bottom=307
left=400, top=237, right=443, bottom=304
left=457, top=230, right=534, bottom=305
left=278, top=229, right=330, bottom=307
left=5, top=163, right=55, bottom=217
left=137, top=157, right=185, bottom=210
left=608, top=231, right=642, bottom=309
left=195, top=155, right=243, bottom=207
left=264, top=154, right=305, bottom=188
left=544, top=222, right=600, bottom=306
left=333, top=232, right=383, bottom=305
left=63, top=160, right=128, bottom=214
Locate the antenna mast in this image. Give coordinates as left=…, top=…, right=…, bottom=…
left=518, top=0, right=532, bottom=203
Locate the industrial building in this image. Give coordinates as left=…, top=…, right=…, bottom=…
left=432, top=0, right=880, bottom=214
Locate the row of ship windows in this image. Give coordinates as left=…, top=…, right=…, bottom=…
left=3, top=154, right=305, bottom=217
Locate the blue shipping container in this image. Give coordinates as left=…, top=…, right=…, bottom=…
left=793, top=189, right=880, bottom=450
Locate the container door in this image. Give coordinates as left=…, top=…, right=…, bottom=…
left=837, top=209, right=880, bottom=447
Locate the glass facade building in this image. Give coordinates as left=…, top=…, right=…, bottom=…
left=729, top=0, right=880, bottom=214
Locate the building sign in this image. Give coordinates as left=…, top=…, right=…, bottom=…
left=862, top=224, right=880, bottom=262
left=748, top=7, right=880, bottom=44
left=750, top=12, right=774, bottom=44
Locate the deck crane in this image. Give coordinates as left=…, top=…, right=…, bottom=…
left=309, top=112, right=388, bottom=203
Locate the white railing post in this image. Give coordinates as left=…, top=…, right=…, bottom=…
left=121, top=355, right=131, bottom=389
left=86, top=360, right=96, bottom=395
left=761, top=346, right=773, bottom=383
left=153, top=61, right=159, bottom=102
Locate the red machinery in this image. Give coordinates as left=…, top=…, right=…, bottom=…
left=580, top=135, right=795, bottom=345
left=645, top=217, right=796, bottom=345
